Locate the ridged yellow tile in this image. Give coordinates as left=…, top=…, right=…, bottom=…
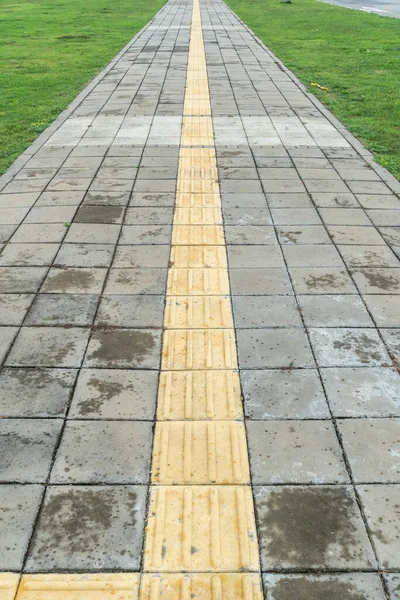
left=152, top=421, right=249, bottom=484
left=144, top=485, right=259, bottom=572
left=183, top=99, right=211, bottom=115
left=181, top=117, right=214, bottom=146
left=178, top=166, right=218, bottom=181
left=175, top=193, right=220, bottom=208
left=171, top=225, right=224, bottom=246
left=174, top=208, right=222, bottom=225
left=0, top=574, right=19, bottom=600
left=16, top=575, right=139, bottom=600
left=140, top=573, right=263, bottom=600
left=157, top=370, right=242, bottom=420
left=162, top=329, right=237, bottom=370
left=167, top=269, right=230, bottom=296
left=176, top=179, right=219, bottom=195
left=179, top=148, right=215, bottom=159
left=170, top=246, right=227, bottom=268
left=164, top=296, right=233, bottom=329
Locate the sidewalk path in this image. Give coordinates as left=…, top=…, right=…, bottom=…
left=0, top=0, right=400, bottom=597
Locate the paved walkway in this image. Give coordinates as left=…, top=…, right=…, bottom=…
left=1, top=0, right=400, bottom=597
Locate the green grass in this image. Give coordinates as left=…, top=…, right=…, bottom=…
left=224, top=0, right=400, bottom=180
left=0, top=0, right=166, bottom=175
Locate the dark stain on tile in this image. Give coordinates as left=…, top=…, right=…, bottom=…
left=88, top=330, right=155, bottom=364
left=270, top=577, right=368, bottom=600
left=333, top=331, right=384, bottom=364
left=45, top=269, right=95, bottom=292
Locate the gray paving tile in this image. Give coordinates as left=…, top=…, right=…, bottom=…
left=339, top=418, right=400, bottom=483
left=0, top=368, right=76, bottom=418
left=113, top=245, right=170, bottom=268
left=233, top=295, right=301, bottom=328
left=25, top=485, right=147, bottom=571
left=385, top=574, right=400, bottom=599
left=229, top=268, right=292, bottom=295
left=221, top=193, right=266, bottom=208
left=24, top=206, right=77, bottom=224
left=311, top=192, right=359, bottom=208
left=309, top=327, right=389, bottom=367
left=6, top=327, right=90, bottom=367
left=124, top=207, right=174, bottom=225
left=237, top=328, right=315, bottom=368
left=0, top=243, right=59, bottom=267
left=277, top=226, right=331, bottom=245
left=227, top=245, right=284, bottom=268
left=0, top=418, right=62, bottom=483
left=0, top=327, right=18, bottom=364
left=25, top=294, right=98, bottom=326
left=96, top=295, right=164, bottom=328
left=65, top=223, right=120, bottom=244
left=129, top=192, right=175, bottom=207
left=265, top=193, right=313, bottom=208
left=82, top=191, right=130, bottom=206
left=119, top=225, right=172, bottom=245
left=224, top=225, right=277, bottom=245
left=0, top=484, right=43, bottom=570
left=41, top=267, right=107, bottom=294
left=0, top=294, right=34, bottom=326
left=254, top=485, right=374, bottom=570
left=322, top=367, right=400, bottom=417
left=263, top=573, right=386, bottom=600
left=291, top=267, right=357, bottom=294
left=248, top=420, right=347, bottom=484
left=338, top=245, right=399, bottom=268
left=364, top=295, right=400, bottom=327
left=242, top=369, right=328, bottom=419
left=74, top=205, right=124, bottom=224
left=223, top=208, right=272, bottom=226
left=104, top=268, right=167, bottom=294
left=328, top=225, right=385, bottom=245
left=271, top=208, right=322, bottom=226
left=351, top=268, right=400, bottom=294
left=283, top=244, right=344, bottom=267
left=54, top=243, right=114, bottom=268
left=299, top=295, right=373, bottom=327
left=84, top=328, right=161, bottom=368
left=359, top=485, right=400, bottom=570
left=0, top=267, right=47, bottom=293
left=51, top=421, right=152, bottom=484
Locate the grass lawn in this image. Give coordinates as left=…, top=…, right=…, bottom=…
left=0, top=0, right=166, bottom=175
left=224, top=0, right=400, bottom=180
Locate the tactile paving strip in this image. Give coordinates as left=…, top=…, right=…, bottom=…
left=0, top=574, right=20, bottom=600
left=16, top=575, right=140, bottom=600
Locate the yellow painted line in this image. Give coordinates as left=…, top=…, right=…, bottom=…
left=0, top=573, right=20, bottom=600
left=16, top=574, right=140, bottom=600
left=143, top=0, right=262, bottom=591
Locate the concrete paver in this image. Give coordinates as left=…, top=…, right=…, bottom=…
left=1, top=0, right=400, bottom=594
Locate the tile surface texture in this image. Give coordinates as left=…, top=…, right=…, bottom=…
left=0, top=0, right=399, bottom=595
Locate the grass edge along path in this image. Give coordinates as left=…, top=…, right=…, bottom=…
left=223, top=0, right=400, bottom=180
left=0, top=0, right=166, bottom=175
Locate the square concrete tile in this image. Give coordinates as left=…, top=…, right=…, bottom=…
left=242, top=369, right=329, bottom=419
left=84, top=328, right=161, bottom=368
left=0, top=484, right=43, bottom=570
left=96, top=295, right=164, bottom=328
left=24, top=206, right=77, bottom=224
left=233, top=296, right=301, bottom=327
left=265, top=193, right=313, bottom=208
left=11, top=223, right=67, bottom=243
left=309, top=328, right=389, bottom=366
left=83, top=191, right=130, bottom=206
left=385, top=574, right=400, bottom=599
left=299, top=295, right=373, bottom=327
left=0, top=243, right=59, bottom=266
left=283, top=245, right=344, bottom=267
left=237, top=328, right=315, bottom=368
left=73, top=205, right=124, bottom=224
left=65, top=223, right=120, bottom=244
left=351, top=268, right=400, bottom=294
left=54, top=243, right=114, bottom=268
left=318, top=208, right=371, bottom=226
left=254, top=485, right=374, bottom=570
left=0, top=267, right=47, bottom=293
left=291, top=268, right=357, bottom=294
left=119, top=225, right=171, bottom=245
left=129, top=192, right=175, bottom=207
left=263, top=573, right=386, bottom=600
left=322, top=367, right=400, bottom=417
left=25, top=485, right=147, bottom=571
left=41, top=267, right=107, bottom=294
left=223, top=208, right=272, bottom=226
left=311, top=192, right=360, bottom=208
left=221, top=193, right=266, bottom=208
left=36, top=191, right=85, bottom=206
left=0, top=419, right=62, bottom=482
left=339, top=418, right=400, bottom=482
left=25, top=294, right=98, bottom=326
left=380, top=328, right=400, bottom=360
left=125, top=207, right=173, bottom=225
left=358, top=484, right=400, bottom=570
left=104, top=268, right=167, bottom=294
left=338, top=245, right=399, bottom=268
left=113, top=245, right=170, bottom=268
left=229, top=268, right=292, bottom=295
left=364, top=295, right=400, bottom=327
left=224, top=226, right=277, bottom=245
left=228, top=246, right=284, bottom=268
left=328, top=226, right=384, bottom=245
left=0, top=368, right=76, bottom=417
left=271, top=208, right=322, bottom=226
left=277, top=226, right=331, bottom=245
left=247, top=420, right=347, bottom=484
left=69, top=368, right=157, bottom=419
left=0, top=327, right=18, bottom=364
left=51, top=421, right=152, bottom=484
left=6, top=327, right=90, bottom=367
left=0, top=294, right=34, bottom=325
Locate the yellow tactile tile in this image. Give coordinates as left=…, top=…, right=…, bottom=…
left=183, top=99, right=211, bottom=116
left=164, top=296, right=233, bottom=329
left=157, top=370, right=242, bottom=420
left=170, top=246, right=227, bottom=268
left=178, top=166, right=218, bottom=180
left=181, top=117, right=214, bottom=146
left=139, top=573, right=263, bottom=600
left=179, top=148, right=215, bottom=159
left=171, top=225, right=224, bottom=246
left=16, top=575, right=140, bottom=600
left=174, top=208, right=222, bottom=226
left=0, top=574, right=19, bottom=600
left=152, top=421, right=249, bottom=484
left=161, top=329, right=237, bottom=370
left=144, top=485, right=259, bottom=572
left=167, top=268, right=230, bottom=296
left=176, top=179, right=219, bottom=195
left=175, top=193, right=220, bottom=208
